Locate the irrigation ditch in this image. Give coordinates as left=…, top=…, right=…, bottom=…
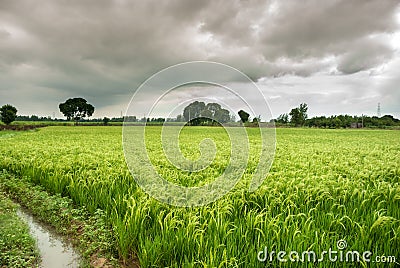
left=0, top=171, right=135, bottom=268
left=17, top=206, right=81, bottom=267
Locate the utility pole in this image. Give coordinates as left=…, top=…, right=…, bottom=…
left=361, top=114, right=364, bottom=128
left=377, top=103, right=381, bottom=117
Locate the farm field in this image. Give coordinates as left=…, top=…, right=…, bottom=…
left=0, top=126, right=399, bottom=267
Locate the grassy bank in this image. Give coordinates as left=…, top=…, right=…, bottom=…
left=0, top=171, right=126, bottom=267
left=0, top=186, right=39, bottom=267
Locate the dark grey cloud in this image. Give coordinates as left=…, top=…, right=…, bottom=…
left=258, top=1, right=398, bottom=58
left=0, top=0, right=399, bottom=117
left=337, top=37, right=394, bottom=74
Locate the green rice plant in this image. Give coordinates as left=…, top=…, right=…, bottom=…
left=0, top=127, right=399, bottom=267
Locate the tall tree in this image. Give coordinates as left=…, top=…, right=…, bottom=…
left=183, top=101, right=206, bottom=124
left=276, top=113, right=289, bottom=124
left=103, top=117, right=110, bottom=125
left=289, top=103, right=308, bottom=126
left=299, top=103, right=308, bottom=121
left=59, top=97, right=95, bottom=124
left=182, top=101, right=232, bottom=125
left=289, top=108, right=301, bottom=126
left=205, top=103, right=221, bottom=118
left=214, top=108, right=231, bottom=123
left=238, top=110, right=250, bottom=124
left=0, top=104, right=18, bottom=125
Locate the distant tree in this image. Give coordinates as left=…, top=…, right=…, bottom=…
left=59, top=98, right=94, bottom=125
left=214, top=108, right=231, bottom=123
left=290, top=103, right=308, bottom=126
left=276, top=113, right=289, bottom=124
left=299, top=103, right=308, bottom=120
left=182, top=101, right=232, bottom=126
left=332, top=117, right=341, bottom=128
left=304, top=113, right=400, bottom=129
left=124, top=116, right=137, bottom=122
left=150, top=117, right=165, bottom=123
left=103, top=117, right=110, bottom=125
left=183, top=101, right=206, bottom=125
left=200, top=109, right=213, bottom=123
left=289, top=108, right=301, bottom=126
left=176, top=114, right=184, bottom=122
left=238, top=110, right=250, bottom=124
left=0, top=104, right=18, bottom=125
left=205, top=103, right=221, bottom=117
left=252, top=116, right=260, bottom=123
left=380, top=115, right=396, bottom=126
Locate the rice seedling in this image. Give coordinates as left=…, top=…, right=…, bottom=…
left=0, top=126, right=399, bottom=267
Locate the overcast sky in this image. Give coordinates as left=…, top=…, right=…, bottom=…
left=0, top=0, right=399, bottom=119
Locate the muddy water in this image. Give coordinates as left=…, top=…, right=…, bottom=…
left=17, top=208, right=81, bottom=268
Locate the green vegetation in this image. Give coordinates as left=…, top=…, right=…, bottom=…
left=289, top=103, right=308, bottom=126
left=0, top=126, right=399, bottom=267
left=103, top=117, right=111, bottom=125
left=182, top=101, right=233, bottom=125
left=305, top=114, right=400, bottom=128
left=0, top=186, right=39, bottom=267
left=273, top=103, right=400, bottom=128
left=275, top=108, right=400, bottom=128
left=238, top=109, right=250, bottom=123
left=0, top=104, right=18, bottom=125
left=0, top=171, right=120, bottom=267
left=59, top=97, right=95, bottom=124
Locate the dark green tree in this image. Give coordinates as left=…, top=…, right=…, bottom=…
left=305, top=114, right=399, bottom=129
left=0, top=104, right=18, bottom=125
left=299, top=103, right=308, bottom=120
left=214, top=108, right=231, bottom=123
left=276, top=113, right=289, bottom=124
left=205, top=103, right=221, bottom=117
left=183, top=101, right=206, bottom=125
left=238, top=110, right=250, bottom=123
left=59, top=98, right=95, bottom=124
left=182, top=101, right=232, bottom=126
left=200, top=109, right=213, bottom=119
left=290, top=103, right=308, bottom=126
left=103, top=117, right=110, bottom=125
left=289, top=108, right=301, bottom=126
left=252, top=115, right=261, bottom=123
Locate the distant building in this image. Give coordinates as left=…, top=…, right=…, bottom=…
left=350, top=122, right=363, bottom=128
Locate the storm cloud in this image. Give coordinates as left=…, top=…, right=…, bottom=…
left=0, top=0, right=399, bottom=117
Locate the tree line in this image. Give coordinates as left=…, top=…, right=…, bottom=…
left=273, top=103, right=400, bottom=128
left=1, top=98, right=399, bottom=128
left=1, top=98, right=255, bottom=126
left=180, top=101, right=233, bottom=125
left=274, top=103, right=309, bottom=127
left=305, top=114, right=400, bottom=128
